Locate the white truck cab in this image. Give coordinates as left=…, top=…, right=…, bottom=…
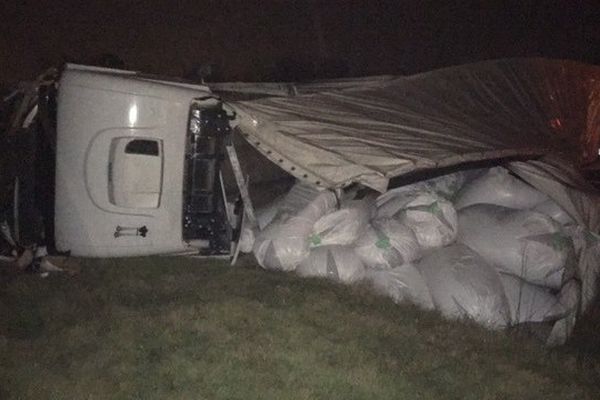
left=53, top=65, right=237, bottom=257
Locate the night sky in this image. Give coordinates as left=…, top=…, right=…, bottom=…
left=1, top=1, right=599, bottom=86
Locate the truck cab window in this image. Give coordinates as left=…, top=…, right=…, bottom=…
left=125, top=139, right=159, bottom=156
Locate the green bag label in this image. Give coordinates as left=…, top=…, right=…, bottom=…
left=585, top=230, right=600, bottom=244
left=551, top=233, right=570, bottom=251
left=408, top=201, right=441, bottom=216
left=309, top=234, right=322, bottom=246
left=427, top=201, right=441, bottom=216
left=375, top=235, right=391, bottom=249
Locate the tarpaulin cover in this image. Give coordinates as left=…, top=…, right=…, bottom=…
left=227, top=58, right=599, bottom=192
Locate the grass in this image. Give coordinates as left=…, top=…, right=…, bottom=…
left=0, top=256, right=599, bottom=400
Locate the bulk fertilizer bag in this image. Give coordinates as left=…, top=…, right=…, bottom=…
left=309, top=199, right=373, bottom=248
left=365, top=264, right=435, bottom=310
left=457, top=205, right=571, bottom=288
left=354, top=219, right=421, bottom=269
left=253, top=190, right=337, bottom=271
left=499, top=273, right=567, bottom=324
left=563, top=225, right=600, bottom=310
left=417, top=244, right=511, bottom=329
left=255, top=183, right=324, bottom=229
left=376, top=170, right=467, bottom=201
left=376, top=189, right=457, bottom=249
left=533, top=199, right=575, bottom=226
left=296, top=245, right=365, bottom=284
left=421, top=170, right=468, bottom=200
left=455, top=167, right=548, bottom=210
left=237, top=227, right=255, bottom=253
left=255, top=197, right=284, bottom=230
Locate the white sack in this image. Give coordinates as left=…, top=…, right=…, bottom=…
left=499, top=273, right=567, bottom=325
left=354, top=219, right=421, bottom=269
left=255, top=199, right=283, bottom=230
left=533, top=199, right=575, bottom=226
left=546, top=279, right=582, bottom=347
left=457, top=204, right=570, bottom=288
left=455, top=167, right=548, bottom=210
left=417, top=244, right=510, bottom=329
left=296, top=245, right=365, bottom=284
left=365, top=264, right=435, bottom=310
left=237, top=227, right=255, bottom=253
left=377, top=190, right=457, bottom=249
left=563, top=225, right=600, bottom=310
left=280, top=182, right=327, bottom=213
left=309, top=199, right=372, bottom=247
left=421, top=171, right=467, bottom=200
left=253, top=190, right=337, bottom=271
left=255, top=183, right=323, bottom=230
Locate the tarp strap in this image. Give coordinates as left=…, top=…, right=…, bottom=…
left=225, top=142, right=257, bottom=227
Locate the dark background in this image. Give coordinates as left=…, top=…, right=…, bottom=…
left=1, top=0, right=599, bottom=86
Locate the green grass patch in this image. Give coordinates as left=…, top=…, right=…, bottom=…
left=1, top=257, right=599, bottom=399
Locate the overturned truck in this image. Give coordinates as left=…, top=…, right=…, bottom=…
left=1, top=58, right=599, bottom=344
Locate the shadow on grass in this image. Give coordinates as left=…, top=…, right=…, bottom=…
left=563, top=279, right=600, bottom=378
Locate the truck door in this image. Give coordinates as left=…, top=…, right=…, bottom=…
left=109, top=138, right=163, bottom=209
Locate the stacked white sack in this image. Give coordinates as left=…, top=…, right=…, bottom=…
left=241, top=183, right=331, bottom=254
left=354, top=219, right=421, bottom=269
left=457, top=204, right=571, bottom=288
left=255, top=196, right=285, bottom=230
left=563, top=225, right=600, bottom=309
left=237, top=228, right=255, bottom=254
left=253, top=189, right=337, bottom=271
left=383, top=170, right=470, bottom=200
left=417, top=244, right=511, bottom=330
left=455, top=167, right=548, bottom=210
left=309, top=199, right=374, bottom=248
left=377, top=189, right=457, bottom=249
left=499, top=273, right=568, bottom=324
left=420, top=171, right=468, bottom=200
left=533, top=199, right=575, bottom=226
left=255, top=183, right=325, bottom=230
left=365, top=264, right=435, bottom=310
left=296, top=245, right=365, bottom=284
